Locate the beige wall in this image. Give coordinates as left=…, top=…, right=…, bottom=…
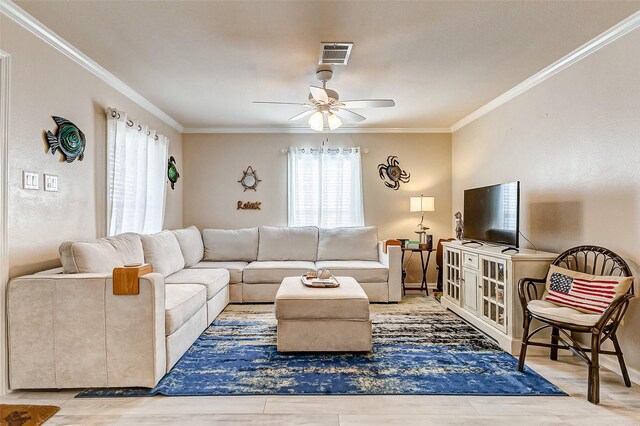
left=452, top=28, right=640, bottom=376
left=183, top=133, right=452, bottom=283
left=1, top=17, right=183, bottom=278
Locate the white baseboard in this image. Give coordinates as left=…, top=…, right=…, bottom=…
left=599, top=355, right=640, bottom=385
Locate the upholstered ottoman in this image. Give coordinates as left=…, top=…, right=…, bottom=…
left=274, top=276, right=372, bottom=352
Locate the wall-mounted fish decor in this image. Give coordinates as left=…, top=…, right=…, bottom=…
left=168, top=156, right=180, bottom=190
left=45, top=116, right=86, bottom=163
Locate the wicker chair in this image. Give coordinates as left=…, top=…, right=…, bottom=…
left=517, top=245, right=635, bottom=404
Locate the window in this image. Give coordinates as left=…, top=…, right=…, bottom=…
left=288, top=147, right=364, bottom=228
left=106, top=108, right=168, bottom=236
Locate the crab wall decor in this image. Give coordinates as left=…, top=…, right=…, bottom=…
left=377, top=155, right=410, bottom=190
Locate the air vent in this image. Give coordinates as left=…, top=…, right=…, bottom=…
left=319, top=42, right=353, bottom=65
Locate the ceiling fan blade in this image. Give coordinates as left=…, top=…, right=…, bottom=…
left=339, top=99, right=395, bottom=108
left=332, top=108, right=366, bottom=123
left=288, top=110, right=315, bottom=121
left=253, top=101, right=313, bottom=107
left=309, top=86, right=329, bottom=104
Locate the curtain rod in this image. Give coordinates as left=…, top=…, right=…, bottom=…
left=280, top=147, right=369, bottom=154
left=107, top=108, right=160, bottom=141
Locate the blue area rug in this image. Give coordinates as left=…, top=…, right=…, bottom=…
left=77, top=297, right=565, bottom=397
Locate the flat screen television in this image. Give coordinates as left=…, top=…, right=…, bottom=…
left=463, top=181, right=520, bottom=248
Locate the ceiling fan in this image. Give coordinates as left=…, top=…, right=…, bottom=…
left=253, top=69, right=395, bottom=131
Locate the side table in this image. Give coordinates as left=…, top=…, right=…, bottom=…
left=401, top=247, right=435, bottom=296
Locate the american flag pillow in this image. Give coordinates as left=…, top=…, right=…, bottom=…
left=543, top=265, right=633, bottom=314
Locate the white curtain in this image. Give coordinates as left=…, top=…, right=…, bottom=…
left=288, top=147, right=364, bottom=228
left=107, top=108, right=168, bottom=236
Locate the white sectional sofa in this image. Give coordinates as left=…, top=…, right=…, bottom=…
left=201, top=226, right=402, bottom=303
left=7, top=225, right=400, bottom=389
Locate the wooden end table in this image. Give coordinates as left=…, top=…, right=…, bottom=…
left=401, top=247, right=435, bottom=296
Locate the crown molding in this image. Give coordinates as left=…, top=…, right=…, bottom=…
left=0, top=0, right=184, bottom=132
left=183, top=127, right=452, bottom=134
left=450, top=10, right=640, bottom=132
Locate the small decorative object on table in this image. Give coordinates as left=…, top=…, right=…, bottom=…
left=45, top=116, right=86, bottom=163
left=455, top=211, right=464, bottom=240
left=301, top=269, right=340, bottom=288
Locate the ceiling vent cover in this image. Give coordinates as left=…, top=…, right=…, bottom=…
left=319, top=42, right=353, bottom=65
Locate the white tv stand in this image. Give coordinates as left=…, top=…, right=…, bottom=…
left=441, top=240, right=557, bottom=354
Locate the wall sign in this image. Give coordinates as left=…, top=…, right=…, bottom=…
left=237, top=201, right=262, bottom=210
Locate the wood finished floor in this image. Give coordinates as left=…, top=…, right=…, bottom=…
left=3, top=296, right=640, bottom=425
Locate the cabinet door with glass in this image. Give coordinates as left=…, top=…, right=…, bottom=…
left=479, top=256, right=508, bottom=332
left=443, top=247, right=461, bottom=305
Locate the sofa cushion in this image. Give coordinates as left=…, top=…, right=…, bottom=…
left=59, top=233, right=144, bottom=274
left=189, top=261, right=248, bottom=284
left=317, top=226, right=378, bottom=261
left=165, top=284, right=207, bottom=335
left=203, top=228, right=258, bottom=262
left=107, top=233, right=145, bottom=265
left=528, top=299, right=602, bottom=326
left=172, top=226, right=204, bottom=268
left=59, top=240, right=122, bottom=274
left=543, top=265, right=633, bottom=314
left=258, top=226, right=318, bottom=261
left=140, top=231, right=185, bottom=277
left=243, top=261, right=316, bottom=284
left=166, top=269, right=229, bottom=300
left=275, top=276, right=370, bottom=321
left=315, top=261, right=388, bottom=283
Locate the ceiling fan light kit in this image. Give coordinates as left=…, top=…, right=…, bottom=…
left=308, top=111, right=324, bottom=132
left=253, top=43, right=395, bottom=132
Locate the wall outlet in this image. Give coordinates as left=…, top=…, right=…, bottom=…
left=23, top=171, right=39, bottom=190
left=44, top=174, right=58, bottom=192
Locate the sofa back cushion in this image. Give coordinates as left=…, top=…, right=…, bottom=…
left=317, top=226, right=379, bottom=261
left=203, top=228, right=259, bottom=262
left=258, top=226, right=319, bottom=261
left=140, top=231, right=186, bottom=277
left=59, top=233, right=144, bottom=274
left=172, top=226, right=204, bottom=267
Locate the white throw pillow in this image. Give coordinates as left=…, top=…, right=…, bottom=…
left=172, top=226, right=204, bottom=267
left=140, top=231, right=186, bottom=277
left=317, top=226, right=379, bottom=261
left=258, top=226, right=319, bottom=261
left=203, top=228, right=259, bottom=262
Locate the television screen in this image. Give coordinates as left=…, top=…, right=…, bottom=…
left=463, top=181, right=520, bottom=248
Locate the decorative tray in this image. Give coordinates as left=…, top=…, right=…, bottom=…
left=301, top=275, right=340, bottom=288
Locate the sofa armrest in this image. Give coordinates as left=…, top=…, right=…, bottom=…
left=8, top=272, right=166, bottom=389
left=379, top=242, right=402, bottom=302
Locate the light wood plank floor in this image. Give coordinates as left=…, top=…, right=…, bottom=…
left=3, top=299, right=640, bottom=425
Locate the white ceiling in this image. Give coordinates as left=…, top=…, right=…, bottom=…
left=15, top=1, right=640, bottom=130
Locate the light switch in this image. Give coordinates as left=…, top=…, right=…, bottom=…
left=44, top=174, right=58, bottom=192
left=23, top=171, right=39, bottom=190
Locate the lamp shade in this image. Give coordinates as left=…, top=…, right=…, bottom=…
left=308, top=111, right=324, bottom=132
left=410, top=196, right=435, bottom=212
left=327, top=112, right=342, bottom=130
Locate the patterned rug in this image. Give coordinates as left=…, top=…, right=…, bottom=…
left=77, top=297, right=565, bottom=397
